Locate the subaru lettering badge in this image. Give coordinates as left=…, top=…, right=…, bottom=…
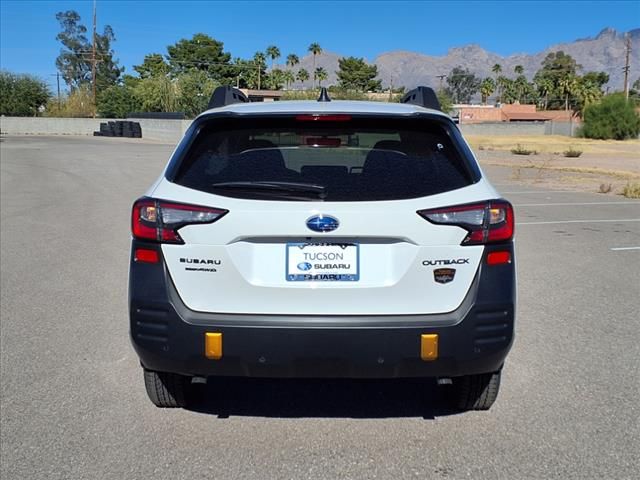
left=306, top=215, right=339, bottom=233
left=297, top=262, right=313, bottom=271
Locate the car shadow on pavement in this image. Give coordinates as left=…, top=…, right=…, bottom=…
left=186, top=377, right=460, bottom=419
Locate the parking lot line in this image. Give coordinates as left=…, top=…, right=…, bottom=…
left=610, top=246, right=640, bottom=251
left=500, top=190, right=580, bottom=194
left=514, top=202, right=639, bottom=207
left=517, top=219, right=640, bottom=225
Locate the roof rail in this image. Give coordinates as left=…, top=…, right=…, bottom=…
left=207, top=86, right=249, bottom=110
left=401, top=86, right=441, bottom=111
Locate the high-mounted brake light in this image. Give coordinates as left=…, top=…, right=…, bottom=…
left=417, top=200, right=514, bottom=245
left=295, top=114, right=352, bottom=122
left=131, top=198, right=228, bottom=244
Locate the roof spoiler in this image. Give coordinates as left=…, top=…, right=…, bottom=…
left=400, top=86, right=441, bottom=111
left=207, top=86, right=249, bottom=110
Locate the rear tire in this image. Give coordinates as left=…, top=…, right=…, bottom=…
left=143, top=369, right=190, bottom=408
left=451, top=370, right=501, bottom=411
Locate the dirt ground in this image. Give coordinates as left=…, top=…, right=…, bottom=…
left=466, top=135, right=640, bottom=195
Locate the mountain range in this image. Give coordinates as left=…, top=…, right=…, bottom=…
left=285, top=28, right=639, bottom=91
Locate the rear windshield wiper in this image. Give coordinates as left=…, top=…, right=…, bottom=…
left=211, top=181, right=327, bottom=199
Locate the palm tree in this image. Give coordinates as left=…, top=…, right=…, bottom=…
left=308, top=42, right=322, bottom=87
left=492, top=64, right=502, bottom=102
left=314, top=67, right=327, bottom=87
left=269, top=68, right=285, bottom=90
left=286, top=54, right=299, bottom=70
left=536, top=77, right=553, bottom=110
left=283, top=70, right=295, bottom=89
left=266, top=45, right=281, bottom=71
left=514, top=65, right=524, bottom=75
left=480, top=78, right=496, bottom=105
left=558, top=75, right=578, bottom=111
left=253, top=51, right=266, bottom=90
left=297, top=68, right=309, bottom=89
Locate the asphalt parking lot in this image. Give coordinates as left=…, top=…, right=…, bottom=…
left=1, top=136, right=639, bottom=479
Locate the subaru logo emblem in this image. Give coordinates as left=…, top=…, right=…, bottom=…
left=297, top=262, right=313, bottom=271
left=306, top=215, right=339, bottom=233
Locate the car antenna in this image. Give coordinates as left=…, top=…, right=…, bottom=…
left=317, top=87, right=331, bottom=102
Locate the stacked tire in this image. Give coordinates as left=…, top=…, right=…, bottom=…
left=94, top=121, right=142, bottom=138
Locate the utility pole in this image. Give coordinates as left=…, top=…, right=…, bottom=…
left=436, top=74, right=446, bottom=92
left=56, top=73, right=61, bottom=109
left=623, top=33, right=631, bottom=100
left=91, top=0, right=97, bottom=116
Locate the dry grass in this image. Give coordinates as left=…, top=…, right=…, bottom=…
left=466, top=135, right=640, bottom=157
left=622, top=182, right=640, bottom=198
left=482, top=160, right=640, bottom=180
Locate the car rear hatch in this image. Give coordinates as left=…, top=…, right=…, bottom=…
left=137, top=112, right=511, bottom=316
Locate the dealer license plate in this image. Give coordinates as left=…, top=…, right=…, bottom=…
left=286, top=243, right=359, bottom=281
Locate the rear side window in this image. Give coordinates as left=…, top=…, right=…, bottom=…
left=171, top=116, right=477, bottom=201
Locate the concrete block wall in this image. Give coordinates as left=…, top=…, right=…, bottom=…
left=0, top=117, right=193, bottom=143
left=2, top=117, right=578, bottom=139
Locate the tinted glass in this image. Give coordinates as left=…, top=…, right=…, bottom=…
left=172, top=116, right=475, bottom=201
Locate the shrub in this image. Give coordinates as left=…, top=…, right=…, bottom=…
left=598, top=183, right=612, bottom=194
left=563, top=148, right=583, bottom=157
left=580, top=93, right=640, bottom=140
left=510, top=144, right=538, bottom=155
left=622, top=182, right=640, bottom=199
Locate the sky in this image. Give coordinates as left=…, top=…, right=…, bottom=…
left=1, top=0, right=639, bottom=91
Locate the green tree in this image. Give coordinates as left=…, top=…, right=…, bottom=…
left=134, top=75, right=177, bottom=112
left=283, top=70, right=295, bottom=89
left=97, top=84, right=140, bottom=118
left=296, top=68, right=310, bottom=88
left=0, top=71, right=51, bottom=116
left=308, top=42, right=322, bottom=87
left=572, top=75, right=605, bottom=116
left=176, top=70, right=218, bottom=117
left=444, top=66, right=481, bottom=103
left=336, top=56, right=382, bottom=92
left=535, top=77, right=554, bottom=110
left=267, top=68, right=286, bottom=90
left=55, top=10, right=122, bottom=91
left=514, top=75, right=529, bottom=103
left=580, top=93, right=640, bottom=140
left=492, top=63, right=502, bottom=101
left=314, top=67, right=328, bottom=87
left=436, top=90, right=453, bottom=114
left=266, top=45, right=281, bottom=71
left=133, top=53, right=170, bottom=79
left=500, top=77, right=517, bottom=103
left=253, top=51, right=267, bottom=89
left=558, top=74, right=578, bottom=111
left=479, top=77, right=495, bottom=104
left=286, top=54, right=299, bottom=70
left=533, top=51, right=581, bottom=109
left=514, top=65, right=524, bottom=75
left=166, top=33, right=233, bottom=83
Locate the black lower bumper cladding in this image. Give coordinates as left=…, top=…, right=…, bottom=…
left=129, top=241, right=516, bottom=379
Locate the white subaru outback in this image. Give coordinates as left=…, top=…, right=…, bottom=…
left=129, top=86, right=516, bottom=410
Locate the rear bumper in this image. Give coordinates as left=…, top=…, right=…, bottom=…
left=130, top=242, right=516, bottom=378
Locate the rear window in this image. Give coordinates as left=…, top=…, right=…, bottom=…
left=171, top=116, right=477, bottom=201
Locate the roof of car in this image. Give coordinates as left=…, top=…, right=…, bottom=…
left=198, top=100, right=448, bottom=118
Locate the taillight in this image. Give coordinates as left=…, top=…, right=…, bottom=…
left=131, top=198, right=228, bottom=244
left=417, top=200, right=514, bottom=245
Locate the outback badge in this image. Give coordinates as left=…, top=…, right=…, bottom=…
left=434, top=268, right=456, bottom=284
